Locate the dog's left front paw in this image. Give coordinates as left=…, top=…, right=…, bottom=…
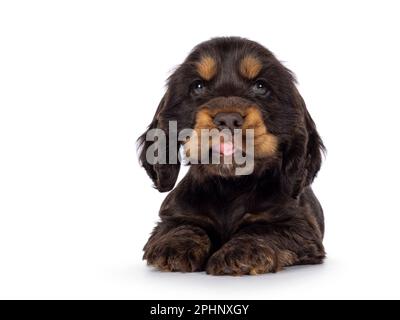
left=206, top=236, right=295, bottom=276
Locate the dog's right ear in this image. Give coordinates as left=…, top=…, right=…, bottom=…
left=137, top=92, right=181, bottom=192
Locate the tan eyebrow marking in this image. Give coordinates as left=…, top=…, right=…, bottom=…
left=196, top=56, right=217, bottom=81
left=240, top=56, right=262, bottom=79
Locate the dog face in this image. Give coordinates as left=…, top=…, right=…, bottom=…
left=138, top=37, right=324, bottom=197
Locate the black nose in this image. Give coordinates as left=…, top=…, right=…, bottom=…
left=213, top=112, right=244, bottom=130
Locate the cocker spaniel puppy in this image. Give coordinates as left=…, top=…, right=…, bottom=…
left=138, top=37, right=325, bottom=275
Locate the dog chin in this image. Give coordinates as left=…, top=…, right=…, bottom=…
left=204, top=152, right=255, bottom=177
left=204, top=163, right=239, bottom=177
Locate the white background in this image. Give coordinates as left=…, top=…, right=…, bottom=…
left=1, top=0, right=399, bottom=299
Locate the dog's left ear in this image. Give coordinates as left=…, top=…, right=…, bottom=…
left=280, top=87, right=325, bottom=198
left=137, top=91, right=181, bottom=192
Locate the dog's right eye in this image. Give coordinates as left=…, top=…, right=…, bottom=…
left=190, top=80, right=206, bottom=95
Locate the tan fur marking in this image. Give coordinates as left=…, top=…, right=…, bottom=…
left=183, top=108, right=215, bottom=159
left=240, top=56, right=262, bottom=79
left=194, top=108, right=215, bottom=129
left=186, top=105, right=278, bottom=160
left=243, top=106, right=278, bottom=157
left=196, top=56, right=217, bottom=80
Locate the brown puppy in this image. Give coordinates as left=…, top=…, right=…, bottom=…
left=138, top=37, right=325, bottom=275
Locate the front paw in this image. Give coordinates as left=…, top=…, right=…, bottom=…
left=143, top=226, right=211, bottom=272
left=206, top=236, right=295, bottom=276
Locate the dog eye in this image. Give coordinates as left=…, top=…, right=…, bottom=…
left=252, top=80, right=270, bottom=96
left=190, top=80, right=206, bottom=95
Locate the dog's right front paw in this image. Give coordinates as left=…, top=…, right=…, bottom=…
left=143, top=226, right=211, bottom=272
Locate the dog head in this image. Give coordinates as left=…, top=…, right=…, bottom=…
left=138, top=37, right=324, bottom=197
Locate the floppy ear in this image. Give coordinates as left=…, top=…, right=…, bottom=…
left=280, top=87, right=325, bottom=198
left=137, top=92, right=181, bottom=192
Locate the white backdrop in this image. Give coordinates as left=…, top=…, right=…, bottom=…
left=1, top=0, right=399, bottom=299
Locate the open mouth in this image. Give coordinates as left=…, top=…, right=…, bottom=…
left=212, top=141, right=235, bottom=156
left=207, top=139, right=249, bottom=167
left=183, top=127, right=253, bottom=167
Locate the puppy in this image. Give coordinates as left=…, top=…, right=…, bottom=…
left=138, top=37, right=325, bottom=275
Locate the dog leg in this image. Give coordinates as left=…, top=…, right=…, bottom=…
left=206, top=226, right=325, bottom=276
left=143, top=224, right=211, bottom=272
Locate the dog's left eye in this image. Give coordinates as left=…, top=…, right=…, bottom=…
left=252, top=80, right=271, bottom=96
left=190, top=80, right=206, bottom=95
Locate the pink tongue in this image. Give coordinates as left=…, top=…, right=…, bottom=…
left=220, top=141, right=235, bottom=156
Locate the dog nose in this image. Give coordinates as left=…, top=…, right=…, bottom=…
left=213, top=112, right=244, bottom=130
